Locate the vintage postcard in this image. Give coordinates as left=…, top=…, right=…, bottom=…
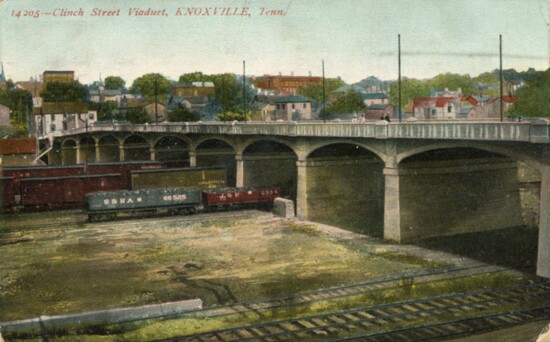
left=0, top=0, right=549, bottom=341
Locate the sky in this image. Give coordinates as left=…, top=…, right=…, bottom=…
left=0, top=0, right=548, bottom=85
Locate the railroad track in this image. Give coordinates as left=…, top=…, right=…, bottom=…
left=182, top=264, right=509, bottom=320
left=168, top=281, right=550, bottom=341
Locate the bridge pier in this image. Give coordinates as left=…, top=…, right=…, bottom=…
left=296, top=160, right=308, bottom=220
left=383, top=166, right=402, bottom=241
left=235, top=153, right=244, bottom=187
left=537, top=165, right=550, bottom=278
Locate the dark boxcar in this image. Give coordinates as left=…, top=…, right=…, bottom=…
left=20, top=177, right=66, bottom=210
left=0, top=177, right=16, bottom=213
left=1, top=165, right=85, bottom=179
left=85, top=188, right=202, bottom=220
left=130, top=166, right=227, bottom=190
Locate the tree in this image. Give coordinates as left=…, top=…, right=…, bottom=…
left=325, top=89, right=365, bottom=116
left=508, top=68, right=550, bottom=118
left=40, top=81, right=88, bottom=102
left=178, top=72, right=213, bottom=84
left=169, top=107, right=200, bottom=122
left=389, top=77, right=430, bottom=109
left=96, top=100, right=120, bottom=121
left=130, top=73, right=171, bottom=102
left=104, top=76, right=126, bottom=89
left=296, top=78, right=345, bottom=103
left=125, top=106, right=151, bottom=124
left=0, top=87, right=33, bottom=136
left=429, top=73, right=475, bottom=95
left=217, top=111, right=249, bottom=122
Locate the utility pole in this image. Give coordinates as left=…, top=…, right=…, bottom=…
left=154, top=76, right=158, bottom=124
left=398, top=34, right=402, bottom=123
left=243, top=60, right=246, bottom=121
left=499, top=34, right=503, bottom=122
left=322, top=60, right=326, bottom=122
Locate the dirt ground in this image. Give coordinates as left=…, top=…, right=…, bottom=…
left=0, top=209, right=543, bottom=341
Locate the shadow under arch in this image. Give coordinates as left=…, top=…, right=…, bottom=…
left=242, top=140, right=297, bottom=200
left=97, top=135, right=120, bottom=162
left=398, top=146, right=540, bottom=273
left=306, top=143, right=385, bottom=237
left=62, top=139, right=77, bottom=165
left=154, top=136, right=189, bottom=162
left=196, top=138, right=237, bottom=187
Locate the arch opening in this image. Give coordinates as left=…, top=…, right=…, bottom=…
left=155, top=136, right=189, bottom=162
left=399, top=147, right=541, bottom=274
left=242, top=140, right=297, bottom=200
left=196, top=139, right=236, bottom=187
left=98, top=135, right=120, bottom=162
left=306, top=143, right=385, bottom=237
left=124, top=135, right=150, bottom=162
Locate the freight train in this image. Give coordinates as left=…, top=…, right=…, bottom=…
left=85, top=186, right=281, bottom=221
left=0, top=162, right=238, bottom=213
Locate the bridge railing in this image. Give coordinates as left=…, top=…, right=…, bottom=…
left=53, top=120, right=549, bottom=143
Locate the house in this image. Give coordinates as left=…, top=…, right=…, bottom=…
left=0, top=138, right=37, bottom=165
left=274, top=96, right=312, bottom=121
left=144, top=102, right=168, bottom=123
left=250, top=95, right=283, bottom=121
left=172, top=82, right=215, bottom=97
left=33, top=102, right=96, bottom=136
left=413, top=97, right=461, bottom=119
left=364, top=104, right=395, bottom=121
left=361, top=92, right=388, bottom=107
left=430, top=87, right=463, bottom=98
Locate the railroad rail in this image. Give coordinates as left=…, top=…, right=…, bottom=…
left=194, top=264, right=508, bottom=319
left=172, top=281, right=550, bottom=341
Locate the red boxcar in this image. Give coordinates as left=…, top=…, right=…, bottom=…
left=19, top=174, right=124, bottom=211
left=202, top=187, right=281, bottom=209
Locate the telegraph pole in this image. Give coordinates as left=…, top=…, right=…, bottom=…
left=154, top=76, right=158, bottom=124
left=499, top=34, right=503, bottom=122
left=398, top=34, right=402, bottom=123
left=243, top=60, right=246, bottom=121
left=322, top=60, right=326, bottom=122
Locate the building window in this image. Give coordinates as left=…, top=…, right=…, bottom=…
left=51, top=114, right=55, bottom=121
left=431, top=109, right=437, bottom=116
left=88, top=112, right=94, bottom=120
left=50, top=124, right=56, bottom=132
left=292, top=104, right=295, bottom=109
left=282, top=104, right=286, bottom=110
left=447, top=106, right=452, bottom=113
left=303, top=103, right=307, bottom=108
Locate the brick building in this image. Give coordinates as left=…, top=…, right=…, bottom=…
left=253, top=75, right=322, bottom=95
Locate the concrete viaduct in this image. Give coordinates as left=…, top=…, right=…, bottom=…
left=39, top=120, right=550, bottom=277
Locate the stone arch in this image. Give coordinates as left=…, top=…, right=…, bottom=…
left=62, top=139, right=78, bottom=165
left=305, top=139, right=387, bottom=162
left=242, top=139, right=298, bottom=200
left=154, top=135, right=189, bottom=161
left=80, top=136, right=96, bottom=163
left=304, top=142, right=385, bottom=236
left=123, top=134, right=150, bottom=161
left=192, top=136, right=236, bottom=151
left=241, top=137, right=297, bottom=156
left=396, top=141, right=543, bottom=172
left=98, top=135, right=120, bottom=162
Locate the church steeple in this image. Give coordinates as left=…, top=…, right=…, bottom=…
left=0, top=62, right=6, bottom=82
